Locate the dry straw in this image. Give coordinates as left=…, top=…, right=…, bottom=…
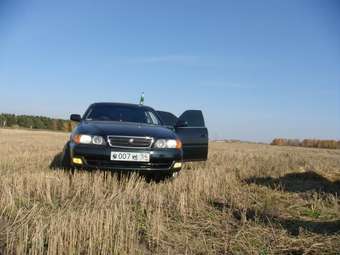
left=0, top=129, right=339, bottom=254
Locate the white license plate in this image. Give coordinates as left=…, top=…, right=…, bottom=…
left=110, top=151, right=150, bottom=162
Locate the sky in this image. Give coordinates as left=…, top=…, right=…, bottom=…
left=0, top=0, right=339, bottom=142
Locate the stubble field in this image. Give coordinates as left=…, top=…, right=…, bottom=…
left=0, top=128, right=339, bottom=254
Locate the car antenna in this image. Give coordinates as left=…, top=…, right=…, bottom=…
left=139, top=92, right=144, bottom=105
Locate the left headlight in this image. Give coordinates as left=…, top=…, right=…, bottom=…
left=72, top=134, right=106, bottom=145
left=154, top=139, right=182, bottom=149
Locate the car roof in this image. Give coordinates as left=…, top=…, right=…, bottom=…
left=90, top=102, right=154, bottom=110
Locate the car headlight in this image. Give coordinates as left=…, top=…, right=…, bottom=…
left=154, top=139, right=182, bottom=149
left=92, top=136, right=104, bottom=145
left=72, top=134, right=106, bottom=145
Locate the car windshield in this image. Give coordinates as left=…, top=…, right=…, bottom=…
left=84, top=104, right=161, bottom=125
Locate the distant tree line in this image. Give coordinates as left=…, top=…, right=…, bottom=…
left=0, top=113, right=76, bottom=132
left=271, top=138, right=340, bottom=150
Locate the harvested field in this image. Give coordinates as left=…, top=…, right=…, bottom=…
left=0, top=129, right=339, bottom=254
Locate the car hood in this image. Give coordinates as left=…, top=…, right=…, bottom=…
left=75, top=121, right=176, bottom=139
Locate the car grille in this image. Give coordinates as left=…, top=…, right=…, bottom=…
left=107, top=136, right=154, bottom=148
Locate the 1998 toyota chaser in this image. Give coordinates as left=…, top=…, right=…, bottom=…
left=61, top=102, right=208, bottom=178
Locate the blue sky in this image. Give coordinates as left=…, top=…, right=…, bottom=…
left=0, top=0, right=339, bottom=142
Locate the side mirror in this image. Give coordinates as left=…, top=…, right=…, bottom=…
left=70, top=114, right=81, bottom=122
left=175, top=120, right=188, bottom=128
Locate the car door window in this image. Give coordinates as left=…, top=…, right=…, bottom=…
left=178, top=110, right=205, bottom=127
left=156, top=111, right=178, bottom=126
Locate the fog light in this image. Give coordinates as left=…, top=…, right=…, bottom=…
left=72, top=157, right=83, bottom=164
left=173, top=162, right=182, bottom=168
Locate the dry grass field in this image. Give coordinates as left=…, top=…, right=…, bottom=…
left=0, top=129, right=339, bottom=255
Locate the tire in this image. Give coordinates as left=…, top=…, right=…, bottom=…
left=61, top=142, right=73, bottom=170
left=170, top=171, right=180, bottom=179
left=153, top=171, right=180, bottom=182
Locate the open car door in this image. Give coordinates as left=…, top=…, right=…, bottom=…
left=175, top=110, right=208, bottom=161
left=157, top=110, right=208, bottom=161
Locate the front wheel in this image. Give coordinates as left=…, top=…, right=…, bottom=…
left=146, top=171, right=180, bottom=182
left=61, top=142, right=73, bottom=170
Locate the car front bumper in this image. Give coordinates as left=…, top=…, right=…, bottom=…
left=69, top=143, right=183, bottom=171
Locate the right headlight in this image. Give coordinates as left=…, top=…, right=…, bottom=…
left=72, top=134, right=106, bottom=145
left=154, top=139, right=182, bottom=149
